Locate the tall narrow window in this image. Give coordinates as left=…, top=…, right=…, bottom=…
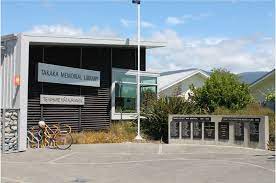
left=115, top=83, right=137, bottom=113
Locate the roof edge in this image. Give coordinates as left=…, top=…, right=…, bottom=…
left=159, top=70, right=209, bottom=92
left=1, top=33, right=166, bottom=48
left=249, top=69, right=275, bottom=88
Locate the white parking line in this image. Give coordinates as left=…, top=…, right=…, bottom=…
left=48, top=152, right=77, bottom=163
left=222, top=159, right=276, bottom=173
left=3, top=151, right=274, bottom=173
left=2, top=176, right=27, bottom=183
left=157, top=144, right=163, bottom=154
left=46, top=158, right=276, bottom=173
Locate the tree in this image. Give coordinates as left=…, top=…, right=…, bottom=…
left=191, top=68, right=252, bottom=112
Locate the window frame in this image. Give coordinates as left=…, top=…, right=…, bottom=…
left=111, top=68, right=159, bottom=120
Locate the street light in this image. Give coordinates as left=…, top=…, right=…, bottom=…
left=132, top=0, right=142, bottom=140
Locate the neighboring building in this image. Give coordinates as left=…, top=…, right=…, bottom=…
left=158, top=69, right=209, bottom=99
left=249, top=69, right=275, bottom=103
left=238, top=71, right=268, bottom=84
left=1, top=33, right=165, bottom=151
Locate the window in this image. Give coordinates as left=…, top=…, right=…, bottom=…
left=115, top=72, right=136, bottom=83
left=141, top=76, right=157, bottom=85
left=115, top=83, right=136, bottom=113
left=113, top=69, right=158, bottom=115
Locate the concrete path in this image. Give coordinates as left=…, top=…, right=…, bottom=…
left=1, top=143, right=275, bottom=183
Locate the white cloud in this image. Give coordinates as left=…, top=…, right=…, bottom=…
left=120, top=19, right=131, bottom=27
left=166, top=17, right=185, bottom=25
left=89, top=25, right=118, bottom=38
left=27, top=24, right=275, bottom=73
left=141, top=21, right=155, bottom=28
left=166, top=13, right=211, bottom=25
left=120, top=18, right=155, bottom=28
left=147, top=29, right=275, bottom=73
left=28, top=24, right=119, bottom=38
left=30, top=24, right=83, bottom=36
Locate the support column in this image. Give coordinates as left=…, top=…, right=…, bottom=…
left=259, top=116, right=269, bottom=150
left=229, top=122, right=235, bottom=144
left=215, top=122, right=218, bottom=144
left=202, top=122, right=204, bottom=141
left=244, top=122, right=250, bottom=147
left=264, top=116, right=269, bottom=150
left=168, top=115, right=172, bottom=144
left=179, top=122, right=182, bottom=139
left=190, top=122, right=193, bottom=140
left=18, top=34, right=29, bottom=151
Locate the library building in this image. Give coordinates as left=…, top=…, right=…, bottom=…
left=1, top=33, right=165, bottom=152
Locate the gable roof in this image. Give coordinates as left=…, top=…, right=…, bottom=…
left=238, top=71, right=268, bottom=84
left=158, top=69, right=209, bottom=92
left=249, top=69, right=275, bottom=88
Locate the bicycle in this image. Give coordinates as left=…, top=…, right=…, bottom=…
left=28, top=121, right=73, bottom=150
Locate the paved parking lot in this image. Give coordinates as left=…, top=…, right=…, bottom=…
left=2, top=143, right=275, bottom=183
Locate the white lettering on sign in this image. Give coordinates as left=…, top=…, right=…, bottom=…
left=38, top=63, right=100, bottom=87
left=40, top=95, right=85, bottom=105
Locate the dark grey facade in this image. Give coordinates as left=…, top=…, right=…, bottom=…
left=28, top=45, right=146, bottom=131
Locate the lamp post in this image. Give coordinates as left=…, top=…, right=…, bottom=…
left=132, top=0, right=142, bottom=140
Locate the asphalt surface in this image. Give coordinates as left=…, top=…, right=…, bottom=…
left=1, top=143, right=275, bottom=183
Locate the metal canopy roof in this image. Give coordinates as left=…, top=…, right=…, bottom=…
left=1, top=33, right=166, bottom=49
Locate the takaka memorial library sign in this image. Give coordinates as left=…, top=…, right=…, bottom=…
left=38, top=63, right=100, bottom=87
left=168, top=115, right=269, bottom=150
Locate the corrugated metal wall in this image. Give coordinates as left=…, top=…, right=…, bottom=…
left=27, top=45, right=145, bottom=131
left=1, top=38, right=20, bottom=109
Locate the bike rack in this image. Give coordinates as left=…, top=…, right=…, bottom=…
left=27, top=130, right=40, bottom=149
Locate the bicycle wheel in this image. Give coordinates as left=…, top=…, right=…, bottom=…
left=54, top=132, right=73, bottom=150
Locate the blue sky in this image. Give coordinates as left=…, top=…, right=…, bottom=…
left=1, top=0, right=275, bottom=73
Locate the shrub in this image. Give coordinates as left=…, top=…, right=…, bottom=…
left=265, top=91, right=275, bottom=102
left=141, top=88, right=157, bottom=109
left=71, top=121, right=137, bottom=144
left=191, top=68, right=252, bottom=112
left=141, top=96, right=201, bottom=142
